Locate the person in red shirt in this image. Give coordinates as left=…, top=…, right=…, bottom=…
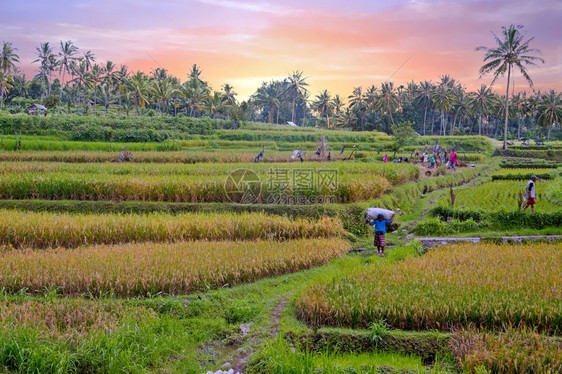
left=449, top=148, right=457, bottom=171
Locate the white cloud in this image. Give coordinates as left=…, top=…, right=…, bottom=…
left=192, top=0, right=298, bottom=15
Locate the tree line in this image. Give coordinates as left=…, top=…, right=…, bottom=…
left=0, top=25, right=560, bottom=144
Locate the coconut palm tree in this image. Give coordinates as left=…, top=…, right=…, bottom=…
left=204, top=91, right=224, bottom=118
left=536, top=90, right=562, bottom=141
left=332, top=94, right=345, bottom=116
left=509, top=92, right=526, bottom=139
left=114, top=65, right=129, bottom=114
left=126, top=71, right=152, bottom=116
left=450, top=88, right=469, bottom=135
left=348, top=87, right=366, bottom=131
left=414, top=81, right=434, bottom=135
left=476, top=24, right=544, bottom=149
left=467, top=85, right=497, bottom=136
left=285, top=70, right=308, bottom=125
left=32, top=42, right=57, bottom=97
left=70, top=60, right=94, bottom=114
left=251, top=81, right=284, bottom=124
left=58, top=40, right=79, bottom=99
left=334, top=107, right=356, bottom=129
left=179, top=78, right=210, bottom=117
left=88, top=64, right=104, bottom=115
left=0, top=72, right=14, bottom=108
left=221, top=83, right=237, bottom=119
left=152, top=78, right=176, bottom=115
left=312, top=90, right=334, bottom=128
left=82, top=50, right=95, bottom=72
left=376, top=82, right=399, bottom=130
left=431, top=82, right=456, bottom=136
left=0, top=42, right=19, bottom=110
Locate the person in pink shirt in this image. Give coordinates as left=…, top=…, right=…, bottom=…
left=383, top=153, right=388, bottom=163
left=449, top=148, right=457, bottom=171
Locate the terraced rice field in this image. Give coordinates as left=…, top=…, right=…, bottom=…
left=440, top=180, right=560, bottom=212
left=0, top=238, right=350, bottom=297
left=0, top=210, right=342, bottom=248
left=296, top=243, right=562, bottom=333
left=0, top=161, right=418, bottom=203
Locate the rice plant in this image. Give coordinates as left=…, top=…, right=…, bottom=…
left=296, top=243, right=562, bottom=333
left=0, top=210, right=344, bottom=248
left=0, top=238, right=350, bottom=297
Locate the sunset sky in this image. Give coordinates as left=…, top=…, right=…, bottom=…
left=2, top=0, right=561, bottom=101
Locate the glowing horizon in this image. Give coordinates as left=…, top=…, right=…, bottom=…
left=2, top=0, right=561, bottom=101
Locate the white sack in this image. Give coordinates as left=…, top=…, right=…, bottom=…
left=366, top=207, right=395, bottom=221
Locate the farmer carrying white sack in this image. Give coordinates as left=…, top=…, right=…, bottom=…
left=366, top=208, right=394, bottom=257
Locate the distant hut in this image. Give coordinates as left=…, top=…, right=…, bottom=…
left=26, top=104, right=48, bottom=116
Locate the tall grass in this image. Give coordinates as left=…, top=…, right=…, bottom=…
left=0, top=238, right=351, bottom=296
left=0, top=210, right=343, bottom=248
left=296, top=243, right=562, bottom=333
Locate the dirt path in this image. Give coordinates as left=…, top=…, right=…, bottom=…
left=230, top=298, right=288, bottom=373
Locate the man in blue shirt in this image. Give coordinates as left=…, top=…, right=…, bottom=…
left=369, top=214, right=393, bottom=257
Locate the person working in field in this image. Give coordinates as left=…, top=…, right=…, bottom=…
left=369, top=214, right=393, bottom=257
left=524, top=175, right=538, bottom=213
left=449, top=148, right=457, bottom=171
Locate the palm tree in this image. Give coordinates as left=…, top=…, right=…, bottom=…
left=221, top=83, right=237, bottom=119
left=476, top=24, right=544, bottom=149
left=334, top=107, right=356, bottom=129
left=32, top=42, right=57, bottom=97
left=450, top=88, right=469, bottom=135
left=58, top=40, right=79, bottom=99
left=188, top=64, right=205, bottom=86
left=89, top=64, right=104, bottom=115
left=376, top=82, right=399, bottom=130
left=509, top=93, right=526, bottom=139
left=312, top=90, right=334, bottom=128
left=0, top=72, right=14, bottom=108
left=431, top=82, right=455, bottom=135
left=536, top=90, right=562, bottom=141
left=414, top=81, right=434, bottom=135
left=115, top=65, right=129, bottom=114
left=0, top=42, right=19, bottom=110
left=285, top=70, right=308, bottom=124
left=251, top=81, right=284, bottom=124
left=179, top=78, right=210, bottom=117
left=467, top=85, right=497, bottom=136
left=204, top=91, right=224, bottom=118
left=10, top=74, right=29, bottom=99
left=126, top=71, right=152, bottom=116
left=332, top=95, right=345, bottom=116
left=348, top=87, right=366, bottom=131
left=82, top=50, right=95, bottom=72
left=152, top=78, right=176, bottom=115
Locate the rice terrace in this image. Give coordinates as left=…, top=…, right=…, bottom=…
left=0, top=1, right=561, bottom=373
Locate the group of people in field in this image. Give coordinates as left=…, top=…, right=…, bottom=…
left=382, top=147, right=458, bottom=171
left=416, top=148, right=457, bottom=171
